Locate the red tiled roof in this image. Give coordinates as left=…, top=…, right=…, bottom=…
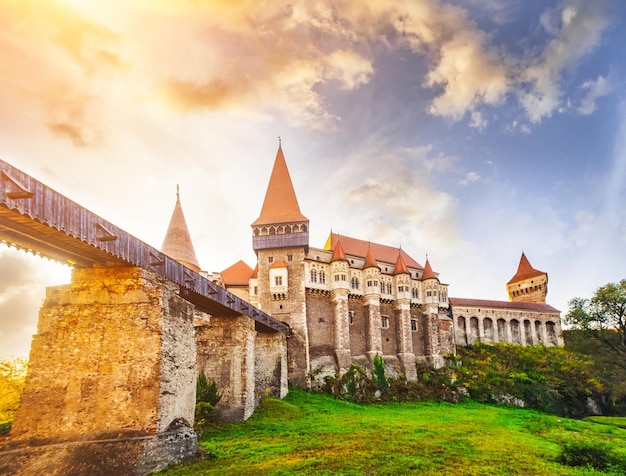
left=161, top=187, right=201, bottom=273
left=251, top=145, right=308, bottom=226
left=393, top=253, right=409, bottom=275
left=507, top=252, right=546, bottom=284
left=325, top=233, right=422, bottom=269
left=270, top=260, right=287, bottom=269
left=421, top=258, right=436, bottom=280
left=449, top=297, right=559, bottom=313
left=251, top=264, right=258, bottom=279
left=221, top=260, right=254, bottom=286
left=331, top=240, right=347, bottom=262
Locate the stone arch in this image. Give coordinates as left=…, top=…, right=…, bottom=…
left=456, top=316, right=467, bottom=345
left=534, top=320, right=543, bottom=344
left=483, top=318, right=494, bottom=343
left=497, top=318, right=506, bottom=342
left=469, top=316, right=479, bottom=344
left=524, top=319, right=532, bottom=345
left=510, top=319, right=521, bottom=344
left=546, top=321, right=557, bottom=345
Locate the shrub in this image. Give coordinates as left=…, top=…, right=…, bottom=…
left=559, top=440, right=626, bottom=471
left=195, top=371, right=221, bottom=433
left=372, top=354, right=388, bottom=394
left=0, top=421, right=11, bottom=436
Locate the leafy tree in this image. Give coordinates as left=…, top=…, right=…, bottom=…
left=566, top=279, right=626, bottom=366
left=0, top=358, right=27, bottom=425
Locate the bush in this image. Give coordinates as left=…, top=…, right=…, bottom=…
left=0, top=421, right=11, bottom=436
left=195, top=371, right=221, bottom=433
left=559, top=440, right=626, bottom=471
left=372, top=354, right=388, bottom=394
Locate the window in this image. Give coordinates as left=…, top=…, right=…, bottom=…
left=253, top=286, right=258, bottom=295
left=411, top=319, right=417, bottom=331
left=386, top=283, right=392, bottom=294
left=398, top=286, right=405, bottom=293
left=287, top=255, right=293, bottom=262
left=335, top=274, right=341, bottom=282
left=341, top=274, right=347, bottom=281
left=319, top=271, right=326, bottom=284
left=351, top=277, right=359, bottom=289
left=348, top=311, right=355, bottom=325
left=367, top=280, right=373, bottom=287
left=310, top=269, right=317, bottom=283
left=427, top=290, right=432, bottom=297
left=380, top=283, right=385, bottom=294
left=268, top=256, right=274, bottom=264
left=275, top=276, right=283, bottom=286
left=381, top=315, right=389, bottom=328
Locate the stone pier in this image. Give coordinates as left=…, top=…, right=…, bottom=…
left=0, top=267, right=200, bottom=476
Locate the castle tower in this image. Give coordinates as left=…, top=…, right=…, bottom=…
left=251, top=141, right=310, bottom=388
left=330, top=241, right=351, bottom=371
left=363, top=245, right=383, bottom=363
left=393, top=253, right=417, bottom=380
left=161, top=186, right=201, bottom=273
left=506, top=252, right=548, bottom=304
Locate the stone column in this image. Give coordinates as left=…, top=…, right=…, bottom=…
left=255, top=330, right=288, bottom=400
left=331, top=289, right=352, bottom=372
left=5, top=267, right=199, bottom=475
left=505, top=319, right=513, bottom=344
left=364, top=295, right=382, bottom=362
left=195, top=315, right=256, bottom=422
left=478, top=316, right=485, bottom=341
left=395, top=299, right=417, bottom=381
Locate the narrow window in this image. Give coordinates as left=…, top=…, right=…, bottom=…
left=287, top=255, right=293, bottom=262
left=268, top=256, right=274, bottom=264
left=319, top=271, right=326, bottom=284
left=275, top=276, right=282, bottom=286
left=348, top=311, right=355, bottom=325
left=411, top=319, right=417, bottom=331
left=381, top=315, right=389, bottom=328
left=310, top=269, right=317, bottom=283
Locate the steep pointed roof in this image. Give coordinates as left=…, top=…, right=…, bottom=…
left=251, top=264, right=258, bottom=279
left=161, top=186, right=201, bottom=272
left=331, top=240, right=348, bottom=262
left=422, top=258, right=437, bottom=280
left=325, top=232, right=422, bottom=269
left=507, top=252, right=546, bottom=284
left=252, top=144, right=308, bottom=226
left=393, top=253, right=410, bottom=275
left=221, top=260, right=254, bottom=286
left=363, top=245, right=379, bottom=269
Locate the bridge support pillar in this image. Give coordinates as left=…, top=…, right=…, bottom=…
left=195, top=315, right=256, bottom=422
left=255, top=330, right=288, bottom=401
left=1, top=267, right=200, bottom=475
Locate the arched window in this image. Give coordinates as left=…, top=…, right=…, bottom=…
left=412, top=287, right=419, bottom=299
left=310, top=269, right=317, bottom=283
left=351, top=277, right=359, bottom=289
left=319, top=271, right=326, bottom=284
left=387, top=283, right=392, bottom=294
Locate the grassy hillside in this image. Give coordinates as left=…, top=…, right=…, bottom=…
left=159, top=390, right=626, bottom=476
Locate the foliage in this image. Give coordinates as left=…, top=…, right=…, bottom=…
left=157, top=389, right=626, bottom=476
left=194, top=371, right=221, bottom=433
left=454, top=343, right=605, bottom=418
left=564, top=329, right=626, bottom=415
left=559, top=439, right=626, bottom=472
left=196, top=371, right=222, bottom=407
left=372, top=354, right=388, bottom=394
left=0, top=358, right=27, bottom=425
left=566, top=279, right=626, bottom=365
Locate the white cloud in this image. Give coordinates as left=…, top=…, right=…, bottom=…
left=578, top=74, right=617, bottom=115
left=459, top=171, right=480, bottom=186
left=518, top=0, right=610, bottom=123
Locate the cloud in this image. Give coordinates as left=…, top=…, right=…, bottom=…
left=459, top=171, right=480, bottom=186
left=518, top=0, right=610, bottom=123
left=578, top=74, right=617, bottom=115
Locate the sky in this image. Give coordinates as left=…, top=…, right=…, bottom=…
left=0, top=0, right=625, bottom=359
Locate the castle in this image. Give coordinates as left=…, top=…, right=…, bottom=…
left=162, top=143, right=563, bottom=388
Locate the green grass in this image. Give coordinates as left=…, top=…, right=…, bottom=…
left=586, top=416, right=626, bottom=429
left=158, top=390, right=626, bottom=475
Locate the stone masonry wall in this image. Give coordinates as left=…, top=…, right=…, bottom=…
left=10, top=267, right=196, bottom=444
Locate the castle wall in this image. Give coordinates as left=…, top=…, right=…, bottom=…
left=348, top=296, right=366, bottom=356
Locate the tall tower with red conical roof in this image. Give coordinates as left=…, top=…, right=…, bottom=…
left=506, top=252, right=548, bottom=304
left=161, top=186, right=201, bottom=273
left=251, top=141, right=311, bottom=388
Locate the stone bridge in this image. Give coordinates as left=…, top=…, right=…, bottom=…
left=0, top=159, right=290, bottom=475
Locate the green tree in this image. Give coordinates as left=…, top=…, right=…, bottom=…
left=566, top=279, right=626, bottom=367
left=0, top=358, right=27, bottom=425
